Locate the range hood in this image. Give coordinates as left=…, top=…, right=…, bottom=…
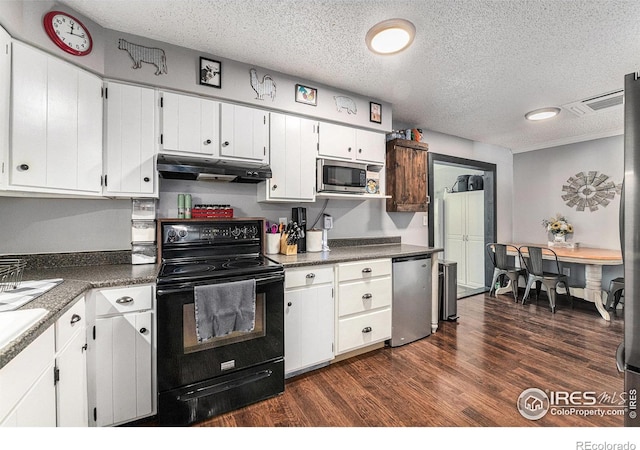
left=156, top=153, right=271, bottom=183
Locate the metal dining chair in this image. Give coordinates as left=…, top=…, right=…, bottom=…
left=606, top=277, right=625, bottom=311
left=486, top=243, right=527, bottom=301
left=518, top=245, right=571, bottom=313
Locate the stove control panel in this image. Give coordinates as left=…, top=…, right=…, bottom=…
left=163, top=221, right=261, bottom=244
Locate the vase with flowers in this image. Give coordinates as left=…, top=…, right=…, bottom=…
left=542, top=214, right=575, bottom=247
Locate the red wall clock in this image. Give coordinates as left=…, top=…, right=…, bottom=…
left=43, top=11, right=93, bottom=56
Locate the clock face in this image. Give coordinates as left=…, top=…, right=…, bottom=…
left=43, top=11, right=93, bottom=56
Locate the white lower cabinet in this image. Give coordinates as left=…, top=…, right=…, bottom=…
left=87, top=284, right=155, bottom=427
left=0, top=295, right=88, bottom=427
left=336, top=259, right=392, bottom=354
left=0, top=327, right=56, bottom=427
left=284, top=266, right=334, bottom=377
left=55, top=298, right=88, bottom=427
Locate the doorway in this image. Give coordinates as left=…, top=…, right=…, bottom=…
left=428, top=153, right=497, bottom=298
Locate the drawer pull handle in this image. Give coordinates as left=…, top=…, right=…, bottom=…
left=82, top=343, right=88, bottom=352
left=362, top=293, right=373, bottom=300
left=362, top=268, right=372, bottom=274
left=362, top=326, right=372, bottom=333
left=70, top=314, right=81, bottom=324
left=139, top=327, right=147, bottom=334
left=306, top=273, right=315, bottom=279
left=116, top=296, right=134, bottom=304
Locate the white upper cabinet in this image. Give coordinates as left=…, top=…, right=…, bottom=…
left=259, top=113, right=316, bottom=202
left=0, top=26, right=10, bottom=189
left=318, top=122, right=385, bottom=164
left=160, top=91, right=219, bottom=156
left=220, top=103, right=269, bottom=163
left=104, top=82, right=157, bottom=197
left=10, top=41, right=102, bottom=195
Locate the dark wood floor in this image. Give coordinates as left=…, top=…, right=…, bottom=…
left=197, top=292, right=625, bottom=427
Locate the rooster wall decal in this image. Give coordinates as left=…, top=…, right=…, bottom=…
left=249, top=68, right=276, bottom=101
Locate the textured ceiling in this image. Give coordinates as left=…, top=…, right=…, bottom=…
left=60, top=0, right=640, bottom=152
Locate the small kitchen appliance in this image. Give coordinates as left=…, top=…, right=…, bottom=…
left=316, top=159, right=367, bottom=194
left=321, top=214, right=333, bottom=251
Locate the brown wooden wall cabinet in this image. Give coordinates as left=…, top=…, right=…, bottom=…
left=385, top=138, right=429, bottom=212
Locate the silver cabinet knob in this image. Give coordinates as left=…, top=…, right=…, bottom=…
left=116, top=296, right=134, bottom=304
left=362, top=293, right=372, bottom=300
left=70, top=314, right=81, bottom=324
left=306, top=273, right=315, bottom=279
left=139, top=327, right=147, bottom=334
left=362, top=268, right=372, bottom=274
left=19, top=164, right=29, bottom=171
left=362, top=327, right=372, bottom=333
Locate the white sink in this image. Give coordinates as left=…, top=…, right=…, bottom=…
left=0, top=308, right=48, bottom=350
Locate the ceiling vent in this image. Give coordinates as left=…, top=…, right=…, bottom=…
left=562, top=90, right=624, bottom=117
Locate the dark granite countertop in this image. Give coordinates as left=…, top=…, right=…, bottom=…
left=0, top=240, right=441, bottom=370
left=267, top=243, right=443, bottom=268
left=0, top=261, right=159, bottom=370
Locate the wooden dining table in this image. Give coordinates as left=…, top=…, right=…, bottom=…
left=497, top=244, right=623, bottom=321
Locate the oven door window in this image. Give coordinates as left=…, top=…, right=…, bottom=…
left=183, top=293, right=266, bottom=353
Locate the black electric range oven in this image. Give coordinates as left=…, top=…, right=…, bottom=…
left=156, top=219, right=284, bottom=426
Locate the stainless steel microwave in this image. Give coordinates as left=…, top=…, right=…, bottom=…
left=316, top=159, right=367, bottom=194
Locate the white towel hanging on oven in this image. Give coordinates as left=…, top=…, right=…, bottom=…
left=194, top=279, right=256, bottom=342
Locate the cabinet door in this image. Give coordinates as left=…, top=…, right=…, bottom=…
left=465, top=191, right=486, bottom=288
left=0, top=326, right=56, bottom=427
left=56, top=330, right=88, bottom=427
left=284, top=285, right=334, bottom=375
left=162, top=92, right=218, bottom=155
left=95, top=311, right=153, bottom=426
left=0, top=26, right=11, bottom=189
left=268, top=113, right=316, bottom=201
left=2, top=363, right=57, bottom=427
left=11, top=42, right=102, bottom=193
left=104, top=82, right=156, bottom=196
left=220, top=103, right=269, bottom=162
left=386, top=145, right=427, bottom=211
left=355, top=129, right=385, bottom=164
left=444, top=193, right=467, bottom=285
left=318, top=122, right=356, bottom=160
left=76, top=69, right=103, bottom=193
left=11, top=42, right=47, bottom=187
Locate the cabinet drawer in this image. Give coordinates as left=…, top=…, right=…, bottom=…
left=337, top=308, right=391, bottom=354
left=338, top=259, right=391, bottom=282
left=285, top=266, right=333, bottom=289
left=338, top=278, right=392, bottom=317
left=95, top=285, right=153, bottom=317
left=55, top=296, right=85, bottom=352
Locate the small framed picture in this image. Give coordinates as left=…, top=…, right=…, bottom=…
left=199, top=57, right=221, bottom=88
left=295, top=84, right=317, bottom=106
left=370, top=102, right=382, bottom=123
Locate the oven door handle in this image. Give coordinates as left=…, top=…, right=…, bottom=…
left=156, top=272, right=284, bottom=295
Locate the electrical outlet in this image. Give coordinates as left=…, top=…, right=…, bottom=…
left=563, top=267, right=570, bottom=276
left=423, top=216, right=428, bottom=226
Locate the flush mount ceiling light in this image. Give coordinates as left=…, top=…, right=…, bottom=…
left=366, top=19, right=416, bottom=55
left=525, top=107, right=561, bottom=121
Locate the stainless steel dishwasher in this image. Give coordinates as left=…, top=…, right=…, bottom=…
left=389, top=254, right=432, bottom=347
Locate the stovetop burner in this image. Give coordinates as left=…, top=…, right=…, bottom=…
left=157, top=219, right=284, bottom=286
left=222, top=259, right=264, bottom=270
left=158, top=255, right=283, bottom=285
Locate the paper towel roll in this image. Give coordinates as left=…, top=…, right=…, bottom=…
left=306, top=230, right=323, bottom=252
